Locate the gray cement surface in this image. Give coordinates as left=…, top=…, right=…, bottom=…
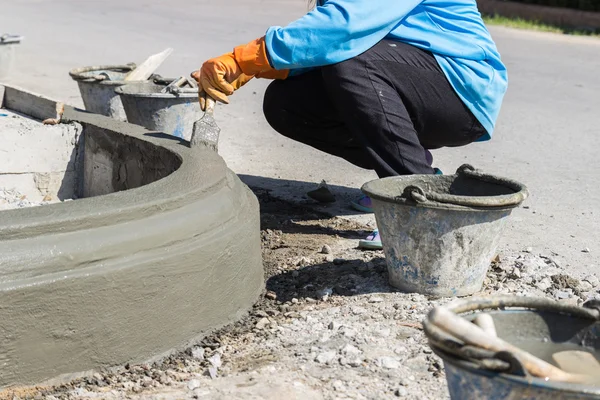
left=0, top=87, right=264, bottom=387
left=1, top=0, right=598, bottom=276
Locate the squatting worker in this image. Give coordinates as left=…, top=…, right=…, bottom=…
left=191, top=0, right=507, bottom=250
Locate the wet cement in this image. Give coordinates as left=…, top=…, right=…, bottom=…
left=509, top=339, right=600, bottom=384
left=0, top=85, right=264, bottom=388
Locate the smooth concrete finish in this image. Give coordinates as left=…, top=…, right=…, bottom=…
left=0, top=85, right=264, bottom=388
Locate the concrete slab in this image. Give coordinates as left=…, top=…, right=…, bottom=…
left=0, top=108, right=82, bottom=201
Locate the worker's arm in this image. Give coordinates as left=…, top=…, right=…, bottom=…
left=262, top=0, right=425, bottom=70
left=192, top=0, right=424, bottom=108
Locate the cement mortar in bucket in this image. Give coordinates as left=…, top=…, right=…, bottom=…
left=69, top=64, right=148, bottom=122
left=423, top=296, right=600, bottom=399
left=0, top=34, right=23, bottom=79
left=361, top=164, right=528, bottom=297
left=115, top=81, right=200, bottom=141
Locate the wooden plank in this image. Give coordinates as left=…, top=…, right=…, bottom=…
left=3, top=85, right=59, bottom=121
left=125, top=48, right=173, bottom=82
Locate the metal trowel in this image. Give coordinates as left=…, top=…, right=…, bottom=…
left=189, top=96, right=220, bottom=152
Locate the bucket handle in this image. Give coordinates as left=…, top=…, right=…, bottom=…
left=69, top=64, right=137, bottom=81
left=435, top=296, right=600, bottom=320
left=403, top=164, right=528, bottom=208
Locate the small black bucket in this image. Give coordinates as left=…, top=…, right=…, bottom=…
left=424, top=297, right=600, bottom=399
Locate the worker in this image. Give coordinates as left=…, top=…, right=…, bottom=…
left=191, top=0, right=507, bottom=250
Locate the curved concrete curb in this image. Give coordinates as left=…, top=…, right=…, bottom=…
left=0, top=85, right=264, bottom=388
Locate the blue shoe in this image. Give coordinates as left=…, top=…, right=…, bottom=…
left=351, top=195, right=374, bottom=213
left=358, top=230, right=382, bottom=250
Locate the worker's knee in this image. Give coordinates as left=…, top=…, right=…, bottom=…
left=262, top=80, right=288, bottom=133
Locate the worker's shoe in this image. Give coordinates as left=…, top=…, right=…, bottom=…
left=358, top=230, right=382, bottom=250
left=351, top=195, right=373, bottom=213
left=351, top=168, right=443, bottom=214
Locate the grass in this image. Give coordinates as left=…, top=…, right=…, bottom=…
left=483, top=14, right=600, bottom=37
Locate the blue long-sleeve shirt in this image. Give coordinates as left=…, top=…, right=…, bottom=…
left=264, top=0, right=507, bottom=140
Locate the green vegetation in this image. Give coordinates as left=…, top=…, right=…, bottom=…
left=508, top=0, right=600, bottom=12
left=483, top=14, right=600, bottom=36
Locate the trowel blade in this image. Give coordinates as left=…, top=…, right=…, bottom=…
left=190, top=112, right=220, bottom=152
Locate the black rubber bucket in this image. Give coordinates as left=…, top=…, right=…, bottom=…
left=424, top=297, right=600, bottom=399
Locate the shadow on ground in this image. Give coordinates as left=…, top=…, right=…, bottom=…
left=144, top=131, right=188, bottom=146
left=252, top=186, right=395, bottom=301
left=241, top=174, right=368, bottom=218
left=266, top=257, right=397, bottom=302
left=252, top=186, right=370, bottom=238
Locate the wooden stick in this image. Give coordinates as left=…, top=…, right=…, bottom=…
left=125, top=48, right=173, bottom=82
left=473, top=313, right=497, bottom=338
left=429, top=307, right=594, bottom=384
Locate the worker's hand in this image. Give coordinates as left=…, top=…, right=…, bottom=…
left=196, top=73, right=253, bottom=111
left=191, top=53, right=255, bottom=108
left=191, top=36, right=289, bottom=110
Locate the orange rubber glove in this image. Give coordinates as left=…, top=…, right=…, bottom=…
left=233, top=37, right=289, bottom=80
left=191, top=37, right=289, bottom=110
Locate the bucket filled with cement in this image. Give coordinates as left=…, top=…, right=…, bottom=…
left=0, top=34, right=23, bottom=79
left=69, top=64, right=147, bottom=122
left=115, top=80, right=200, bottom=140
left=423, top=296, right=600, bottom=399
left=361, top=164, right=528, bottom=297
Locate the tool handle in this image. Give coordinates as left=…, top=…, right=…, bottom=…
left=473, top=313, right=497, bottom=337
left=198, top=92, right=216, bottom=114
left=161, top=76, right=188, bottom=93
left=429, top=307, right=593, bottom=384
left=204, top=96, right=216, bottom=114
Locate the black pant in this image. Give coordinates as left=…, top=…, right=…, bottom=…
left=263, top=40, right=486, bottom=177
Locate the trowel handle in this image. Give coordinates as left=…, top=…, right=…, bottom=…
left=205, top=96, right=216, bottom=114
left=198, top=92, right=216, bottom=115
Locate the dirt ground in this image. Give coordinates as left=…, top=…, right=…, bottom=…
left=2, top=189, right=599, bottom=400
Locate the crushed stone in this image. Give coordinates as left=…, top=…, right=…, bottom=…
left=5, top=189, right=598, bottom=400
left=0, top=188, right=51, bottom=210
left=0, top=187, right=72, bottom=211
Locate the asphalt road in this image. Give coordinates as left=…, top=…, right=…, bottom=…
left=1, top=0, right=598, bottom=276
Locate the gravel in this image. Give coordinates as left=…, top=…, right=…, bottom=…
left=0, top=187, right=70, bottom=210
left=14, top=191, right=599, bottom=400
left=0, top=188, right=51, bottom=210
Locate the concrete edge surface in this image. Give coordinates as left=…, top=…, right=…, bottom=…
left=0, top=85, right=264, bottom=388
